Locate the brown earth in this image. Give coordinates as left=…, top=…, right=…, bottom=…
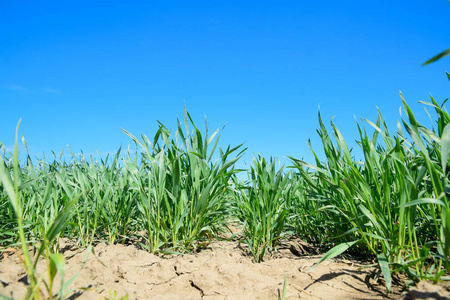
left=1, top=238, right=449, bottom=299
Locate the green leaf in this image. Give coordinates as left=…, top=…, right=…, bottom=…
left=50, top=253, right=66, bottom=300
left=309, top=240, right=359, bottom=272
left=443, top=207, right=450, bottom=270
left=422, top=48, right=450, bottom=66
left=377, top=252, right=392, bottom=292
left=121, top=128, right=145, bottom=149
left=0, top=158, right=18, bottom=216
left=46, top=196, right=80, bottom=243
left=50, top=253, right=65, bottom=280
left=442, top=124, right=450, bottom=175
left=399, top=198, right=446, bottom=208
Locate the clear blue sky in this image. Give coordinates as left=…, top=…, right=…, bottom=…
left=1, top=1, right=449, bottom=167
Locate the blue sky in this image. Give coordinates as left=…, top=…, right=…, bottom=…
left=1, top=1, right=449, bottom=167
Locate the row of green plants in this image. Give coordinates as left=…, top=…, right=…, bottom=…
left=291, top=91, right=450, bottom=292
left=1, top=85, right=450, bottom=297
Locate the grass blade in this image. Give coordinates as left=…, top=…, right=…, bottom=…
left=309, top=240, right=359, bottom=272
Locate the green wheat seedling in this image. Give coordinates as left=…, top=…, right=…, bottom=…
left=0, top=121, right=82, bottom=300
left=122, top=107, right=245, bottom=253
left=290, top=87, right=450, bottom=293
left=278, top=272, right=287, bottom=300
left=64, top=147, right=138, bottom=246
left=233, top=156, right=290, bottom=262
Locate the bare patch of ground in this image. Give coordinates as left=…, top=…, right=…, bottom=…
left=1, top=238, right=449, bottom=299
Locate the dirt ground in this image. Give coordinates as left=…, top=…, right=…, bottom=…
left=1, top=238, right=449, bottom=299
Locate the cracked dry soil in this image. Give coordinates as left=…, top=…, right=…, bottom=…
left=1, top=239, right=449, bottom=299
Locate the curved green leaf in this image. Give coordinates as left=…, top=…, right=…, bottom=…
left=422, top=48, right=450, bottom=66
left=309, top=240, right=359, bottom=272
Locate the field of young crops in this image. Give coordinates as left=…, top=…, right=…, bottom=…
left=1, top=84, right=450, bottom=298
